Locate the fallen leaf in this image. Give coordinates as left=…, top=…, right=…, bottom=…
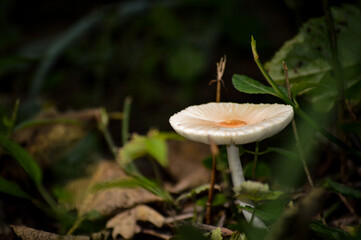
left=11, top=225, right=89, bottom=240
left=106, top=204, right=165, bottom=239
left=66, top=160, right=162, bottom=216
left=166, top=140, right=211, bottom=192
left=13, top=108, right=100, bottom=168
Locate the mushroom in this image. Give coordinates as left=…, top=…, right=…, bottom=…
left=169, top=102, right=294, bottom=227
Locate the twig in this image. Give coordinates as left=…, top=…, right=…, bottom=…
left=142, top=229, right=171, bottom=240
left=337, top=193, right=357, bottom=216
left=206, top=56, right=226, bottom=224
left=164, top=212, right=194, bottom=224
left=283, top=61, right=314, bottom=188
left=209, top=56, right=226, bottom=103
left=206, top=138, right=219, bottom=224
left=282, top=62, right=291, bottom=100
left=191, top=223, right=234, bottom=237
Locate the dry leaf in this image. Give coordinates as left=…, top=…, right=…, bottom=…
left=106, top=205, right=165, bottom=239
left=66, top=160, right=162, bottom=216
left=166, top=140, right=211, bottom=192
left=13, top=108, right=100, bottom=168
left=11, top=225, right=89, bottom=240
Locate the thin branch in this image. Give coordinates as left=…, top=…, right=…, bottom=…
left=209, top=55, right=226, bottom=103
left=283, top=61, right=314, bottom=188
left=337, top=193, right=357, bottom=217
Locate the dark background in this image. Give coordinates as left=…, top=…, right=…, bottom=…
left=0, top=0, right=356, bottom=135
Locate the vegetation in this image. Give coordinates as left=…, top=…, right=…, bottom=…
left=1, top=0, right=361, bottom=239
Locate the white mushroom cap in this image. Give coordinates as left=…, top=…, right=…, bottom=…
left=169, top=102, right=294, bottom=145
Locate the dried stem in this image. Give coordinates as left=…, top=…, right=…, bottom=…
left=206, top=56, right=226, bottom=224
left=283, top=61, right=314, bottom=188
left=206, top=138, right=219, bottom=224
left=282, top=62, right=291, bottom=99
left=209, top=55, right=226, bottom=103
left=191, top=223, right=234, bottom=237
left=337, top=193, right=357, bottom=217
left=292, top=120, right=314, bottom=188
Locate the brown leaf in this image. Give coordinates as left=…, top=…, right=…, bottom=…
left=166, top=140, right=211, bottom=192
left=11, top=225, right=89, bottom=240
left=66, top=160, right=162, bottom=216
left=106, top=205, right=165, bottom=239
left=12, top=108, right=100, bottom=168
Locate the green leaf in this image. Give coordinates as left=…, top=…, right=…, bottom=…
left=291, top=82, right=322, bottom=96
left=145, top=137, right=168, bottom=167
left=0, top=134, right=42, bottom=185
left=266, top=5, right=361, bottom=112
left=239, top=205, right=275, bottom=225
left=235, top=181, right=283, bottom=202
left=232, top=74, right=278, bottom=96
left=324, top=178, right=361, bottom=199
left=92, top=175, right=172, bottom=202
left=210, top=228, right=223, bottom=240
left=118, top=130, right=171, bottom=167
left=176, top=184, right=210, bottom=202
left=310, top=220, right=350, bottom=240
left=0, top=176, right=32, bottom=199
left=118, top=134, right=147, bottom=167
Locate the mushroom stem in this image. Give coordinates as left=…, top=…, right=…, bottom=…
left=226, top=143, right=267, bottom=229
left=226, top=144, right=245, bottom=188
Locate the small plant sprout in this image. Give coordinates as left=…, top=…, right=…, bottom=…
left=169, top=102, right=293, bottom=227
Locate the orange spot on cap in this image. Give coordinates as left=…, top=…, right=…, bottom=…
left=218, top=120, right=246, bottom=128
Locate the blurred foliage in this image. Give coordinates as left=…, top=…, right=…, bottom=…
left=1, top=0, right=361, bottom=239
left=266, top=4, right=361, bottom=112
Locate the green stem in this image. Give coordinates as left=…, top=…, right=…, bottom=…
left=150, top=157, right=162, bottom=185
left=37, top=184, right=58, bottom=212
left=252, top=141, right=260, bottom=179
left=244, top=149, right=270, bottom=155
left=122, top=97, right=132, bottom=145
left=251, top=36, right=292, bottom=105
left=292, top=119, right=314, bottom=187
left=103, top=126, right=117, bottom=157
left=250, top=205, right=257, bottom=226
left=67, top=216, right=85, bottom=235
